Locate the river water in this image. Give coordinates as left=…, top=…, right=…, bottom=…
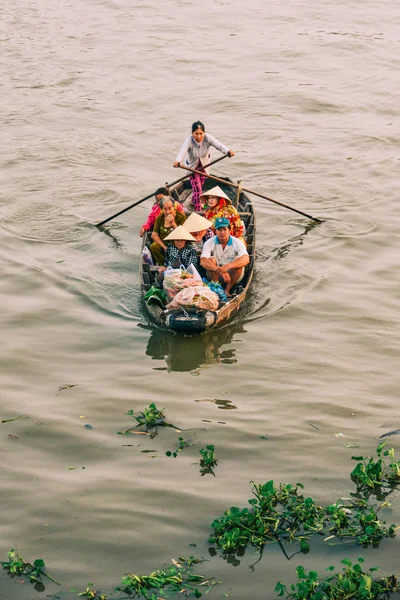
left=1, top=0, right=400, bottom=598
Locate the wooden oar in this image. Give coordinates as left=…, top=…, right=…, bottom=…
left=180, top=165, right=323, bottom=223
left=96, top=154, right=230, bottom=228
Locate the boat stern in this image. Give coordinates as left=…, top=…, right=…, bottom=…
left=165, top=307, right=217, bottom=334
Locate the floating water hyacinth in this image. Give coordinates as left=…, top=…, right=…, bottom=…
left=275, top=558, right=400, bottom=599
left=117, top=403, right=181, bottom=436
left=1, top=549, right=60, bottom=586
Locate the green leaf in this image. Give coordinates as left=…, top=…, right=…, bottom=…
left=376, top=441, right=387, bottom=454
left=261, top=480, right=275, bottom=496
left=274, top=581, right=286, bottom=596
left=341, top=558, right=352, bottom=567
left=33, top=559, right=45, bottom=568
left=296, top=566, right=306, bottom=579
left=300, top=539, right=310, bottom=552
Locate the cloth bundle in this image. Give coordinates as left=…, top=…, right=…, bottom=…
left=163, top=266, right=202, bottom=301
left=166, top=286, right=220, bottom=310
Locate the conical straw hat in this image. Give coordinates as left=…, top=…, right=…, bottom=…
left=164, top=225, right=196, bottom=242
left=183, top=213, right=213, bottom=232
left=200, top=185, right=231, bottom=203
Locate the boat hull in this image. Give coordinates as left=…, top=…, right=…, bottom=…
left=140, top=176, right=255, bottom=334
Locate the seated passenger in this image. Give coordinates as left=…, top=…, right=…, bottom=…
left=200, top=217, right=249, bottom=297
left=159, top=226, right=198, bottom=272
left=150, top=197, right=187, bottom=265
left=202, top=185, right=244, bottom=242
left=140, top=187, right=185, bottom=237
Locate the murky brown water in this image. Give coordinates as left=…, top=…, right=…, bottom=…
left=1, top=0, right=400, bottom=598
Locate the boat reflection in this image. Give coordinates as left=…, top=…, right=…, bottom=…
left=145, top=323, right=247, bottom=373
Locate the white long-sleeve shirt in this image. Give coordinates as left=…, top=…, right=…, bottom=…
left=175, top=133, right=229, bottom=171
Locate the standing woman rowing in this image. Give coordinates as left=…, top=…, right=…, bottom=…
left=173, top=121, right=235, bottom=212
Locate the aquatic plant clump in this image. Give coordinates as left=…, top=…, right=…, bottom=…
left=78, top=582, right=108, bottom=599
left=208, top=481, right=396, bottom=554
left=1, top=549, right=60, bottom=586
left=166, top=436, right=192, bottom=458
left=114, top=556, right=217, bottom=599
left=128, top=403, right=167, bottom=428
left=200, top=445, right=218, bottom=468
left=209, top=481, right=324, bottom=553
left=351, top=442, right=400, bottom=495
left=275, top=558, right=400, bottom=599
left=117, top=402, right=179, bottom=435
left=199, top=445, right=218, bottom=476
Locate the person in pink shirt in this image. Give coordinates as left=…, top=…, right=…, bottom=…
left=139, top=187, right=185, bottom=237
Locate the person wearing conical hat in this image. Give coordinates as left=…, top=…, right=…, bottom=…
left=202, top=186, right=244, bottom=242
left=158, top=225, right=198, bottom=274
left=183, top=212, right=213, bottom=233
left=173, top=121, right=235, bottom=212
left=183, top=213, right=213, bottom=253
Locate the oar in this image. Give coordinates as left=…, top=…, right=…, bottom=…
left=95, top=154, right=230, bottom=228
left=180, top=165, right=323, bottom=223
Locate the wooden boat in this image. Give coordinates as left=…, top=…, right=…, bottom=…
left=140, top=176, right=255, bottom=334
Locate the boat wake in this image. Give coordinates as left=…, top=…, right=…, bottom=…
left=318, top=217, right=377, bottom=237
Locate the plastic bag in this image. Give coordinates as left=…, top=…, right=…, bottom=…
left=167, top=286, right=220, bottom=310
left=142, top=246, right=154, bottom=266
left=163, top=266, right=201, bottom=301
left=186, top=263, right=202, bottom=281
left=202, top=278, right=227, bottom=302
left=206, top=280, right=227, bottom=302
left=163, top=266, right=183, bottom=279
left=144, top=285, right=166, bottom=308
